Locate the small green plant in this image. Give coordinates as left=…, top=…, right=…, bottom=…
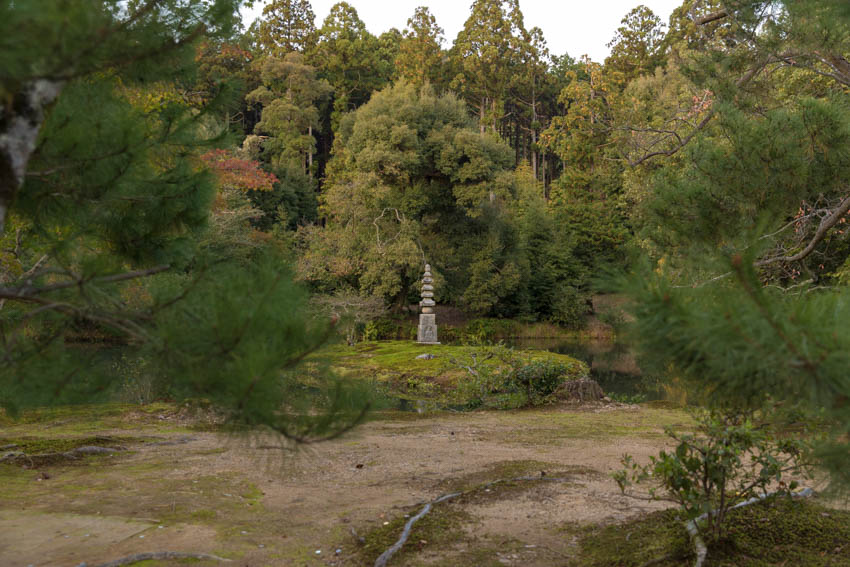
left=513, top=360, right=571, bottom=404
left=115, top=354, right=159, bottom=405
left=608, top=392, right=647, bottom=404
left=613, top=408, right=810, bottom=542
left=363, top=317, right=411, bottom=341
left=597, top=307, right=627, bottom=328
left=459, top=319, right=517, bottom=345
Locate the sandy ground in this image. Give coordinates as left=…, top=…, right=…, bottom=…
left=0, top=403, right=688, bottom=567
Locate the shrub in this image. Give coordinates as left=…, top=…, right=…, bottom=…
left=450, top=345, right=572, bottom=408
left=363, top=317, right=413, bottom=341
left=460, top=318, right=519, bottom=344
left=613, top=408, right=811, bottom=542
left=513, top=360, right=571, bottom=404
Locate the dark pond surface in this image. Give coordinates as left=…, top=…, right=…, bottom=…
left=509, top=338, right=663, bottom=402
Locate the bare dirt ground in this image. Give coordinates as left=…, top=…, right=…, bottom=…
left=0, top=403, right=692, bottom=567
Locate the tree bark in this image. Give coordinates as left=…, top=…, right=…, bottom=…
left=0, top=79, right=65, bottom=234
left=479, top=100, right=486, bottom=135
left=308, top=124, right=313, bottom=177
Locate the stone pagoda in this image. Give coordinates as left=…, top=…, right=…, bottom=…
left=416, top=264, right=439, bottom=344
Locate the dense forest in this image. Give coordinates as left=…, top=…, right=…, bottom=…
left=1, top=0, right=848, bottom=483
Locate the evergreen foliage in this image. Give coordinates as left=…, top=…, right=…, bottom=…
left=396, top=7, right=446, bottom=90
left=258, top=0, right=317, bottom=56
left=618, top=0, right=850, bottom=493
left=0, top=0, right=366, bottom=439
left=6, top=0, right=849, bottom=492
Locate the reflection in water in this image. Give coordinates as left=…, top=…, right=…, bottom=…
left=508, top=338, right=663, bottom=401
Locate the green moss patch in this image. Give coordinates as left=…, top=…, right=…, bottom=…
left=708, top=498, right=850, bottom=566
left=0, top=435, right=138, bottom=455
left=0, top=435, right=145, bottom=467
left=359, top=502, right=471, bottom=565
left=569, top=498, right=850, bottom=567
left=437, top=459, right=594, bottom=494
left=491, top=407, right=694, bottom=444
left=322, top=341, right=586, bottom=378
left=0, top=402, right=200, bottom=438
left=314, top=341, right=588, bottom=409
left=567, top=509, right=691, bottom=567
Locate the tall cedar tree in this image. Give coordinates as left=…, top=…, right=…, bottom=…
left=258, top=0, right=317, bottom=55
left=395, top=7, right=446, bottom=91
left=451, top=0, right=527, bottom=134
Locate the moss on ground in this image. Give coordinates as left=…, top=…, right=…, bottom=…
left=358, top=502, right=471, bottom=565
left=0, top=435, right=141, bottom=455
left=491, top=406, right=693, bottom=444
left=709, top=498, right=850, bottom=566
left=354, top=460, right=595, bottom=566
left=320, top=341, right=586, bottom=379
left=436, top=459, right=595, bottom=496
left=313, top=340, right=588, bottom=409
left=0, top=402, right=200, bottom=437
left=568, top=497, right=850, bottom=567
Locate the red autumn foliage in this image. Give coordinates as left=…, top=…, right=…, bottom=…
left=201, top=149, right=278, bottom=192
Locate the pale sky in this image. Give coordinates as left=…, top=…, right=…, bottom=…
left=243, top=1, right=683, bottom=62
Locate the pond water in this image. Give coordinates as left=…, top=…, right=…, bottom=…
left=508, top=338, right=663, bottom=402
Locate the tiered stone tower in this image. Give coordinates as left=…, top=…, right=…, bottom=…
left=417, top=264, right=439, bottom=344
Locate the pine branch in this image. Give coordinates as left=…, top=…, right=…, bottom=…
left=627, top=61, right=768, bottom=167
left=1, top=265, right=170, bottom=300
left=756, top=195, right=850, bottom=266
left=694, top=11, right=729, bottom=26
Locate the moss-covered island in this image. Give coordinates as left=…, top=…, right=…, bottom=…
left=312, top=340, right=590, bottom=409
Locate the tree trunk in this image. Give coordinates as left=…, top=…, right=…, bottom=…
left=531, top=85, right=538, bottom=181
left=541, top=152, right=548, bottom=200
left=479, top=100, right=486, bottom=135
left=531, top=130, right=538, bottom=181
left=308, top=125, right=313, bottom=177
left=0, top=79, right=65, bottom=234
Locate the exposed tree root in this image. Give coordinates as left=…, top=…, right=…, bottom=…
left=373, top=474, right=575, bottom=567
left=685, top=487, right=814, bottom=567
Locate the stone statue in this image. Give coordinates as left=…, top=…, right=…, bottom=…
left=417, top=264, right=439, bottom=344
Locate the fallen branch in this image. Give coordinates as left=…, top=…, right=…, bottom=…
left=373, top=474, right=575, bottom=567
left=88, top=551, right=232, bottom=567
left=373, top=492, right=461, bottom=567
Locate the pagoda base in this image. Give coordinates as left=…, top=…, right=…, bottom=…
left=417, top=313, right=439, bottom=344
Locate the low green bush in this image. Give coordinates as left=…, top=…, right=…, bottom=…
left=459, top=318, right=519, bottom=344
left=363, top=317, right=414, bottom=341
left=451, top=345, right=572, bottom=409
left=613, top=407, right=811, bottom=542
left=513, top=360, right=571, bottom=404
